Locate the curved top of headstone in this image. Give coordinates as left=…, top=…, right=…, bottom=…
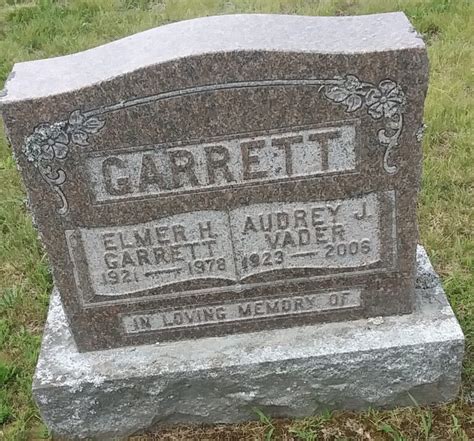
left=1, top=12, right=423, bottom=103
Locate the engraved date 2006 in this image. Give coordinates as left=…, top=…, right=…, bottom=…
left=324, top=239, right=371, bottom=258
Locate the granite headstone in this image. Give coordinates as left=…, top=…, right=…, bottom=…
left=1, top=13, right=465, bottom=440
left=1, top=13, right=428, bottom=351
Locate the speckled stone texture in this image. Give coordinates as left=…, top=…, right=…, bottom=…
left=1, top=13, right=429, bottom=351
left=33, top=246, right=464, bottom=440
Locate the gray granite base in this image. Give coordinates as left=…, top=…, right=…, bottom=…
left=33, top=246, right=464, bottom=440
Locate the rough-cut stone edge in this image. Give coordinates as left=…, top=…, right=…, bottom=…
left=0, top=12, right=424, bottom=103
left=33, top=246, right=464, bottom=440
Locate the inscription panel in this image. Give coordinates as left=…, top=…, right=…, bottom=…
left=66, top=190, right=393, bottom=300
left=122, top=288, right=362, bottom=334
left=232, top=192, right=381, bottom=278
left=66, top=211, right=236, bottom=297
left=85, top=121, right=358, bottom=203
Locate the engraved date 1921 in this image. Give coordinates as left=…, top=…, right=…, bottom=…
left=101, top=269, right=139, bottom=285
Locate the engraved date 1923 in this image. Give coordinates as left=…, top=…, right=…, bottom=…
left=241, top=250, right=284, bottom=273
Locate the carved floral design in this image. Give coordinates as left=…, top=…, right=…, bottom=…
left=22, top=111, right=105, bottom=215
left=24, top=123, right=69, bottom=163
left=67, top=110, right=106, bottom=145
left=321, top=75, right=406, bottom=174
left=321, top=75, right=368, bottom=112
left=365, top=80, right=405, bottom=119
left=22, top=74, right=406, bottom=215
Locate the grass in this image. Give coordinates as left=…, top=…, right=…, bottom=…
left=0, top=0, right=472, bottom=439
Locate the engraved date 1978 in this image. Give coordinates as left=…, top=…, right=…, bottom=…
left=187, top=257, right=227, bottom=275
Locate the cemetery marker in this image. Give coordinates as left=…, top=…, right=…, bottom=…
left=0, top=13, right=464, bottom=439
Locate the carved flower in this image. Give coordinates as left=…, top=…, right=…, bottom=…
left=67, top=110, right=105, bottom=146
left=365, top=80, right=405, bottom=119
left=322, top=74, right=364, bottom=112
left=22, top=108, right=107, bottom=216
left=23, top=123, right=69, bottom=163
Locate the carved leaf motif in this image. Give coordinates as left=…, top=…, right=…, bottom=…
left=324, top=86, right=350, bottom=103
left=68, top=110, right=85, bottom=126
left=83, top=116, right=105, bottom=133
left=67, top=110, right=104, bottom=145
left=344, top=94, right=363, bottom=112
left=71, top=130, right=89, bottom=146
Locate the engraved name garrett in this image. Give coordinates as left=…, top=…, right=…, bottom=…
left=87, top=124, right=357, bottom=201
